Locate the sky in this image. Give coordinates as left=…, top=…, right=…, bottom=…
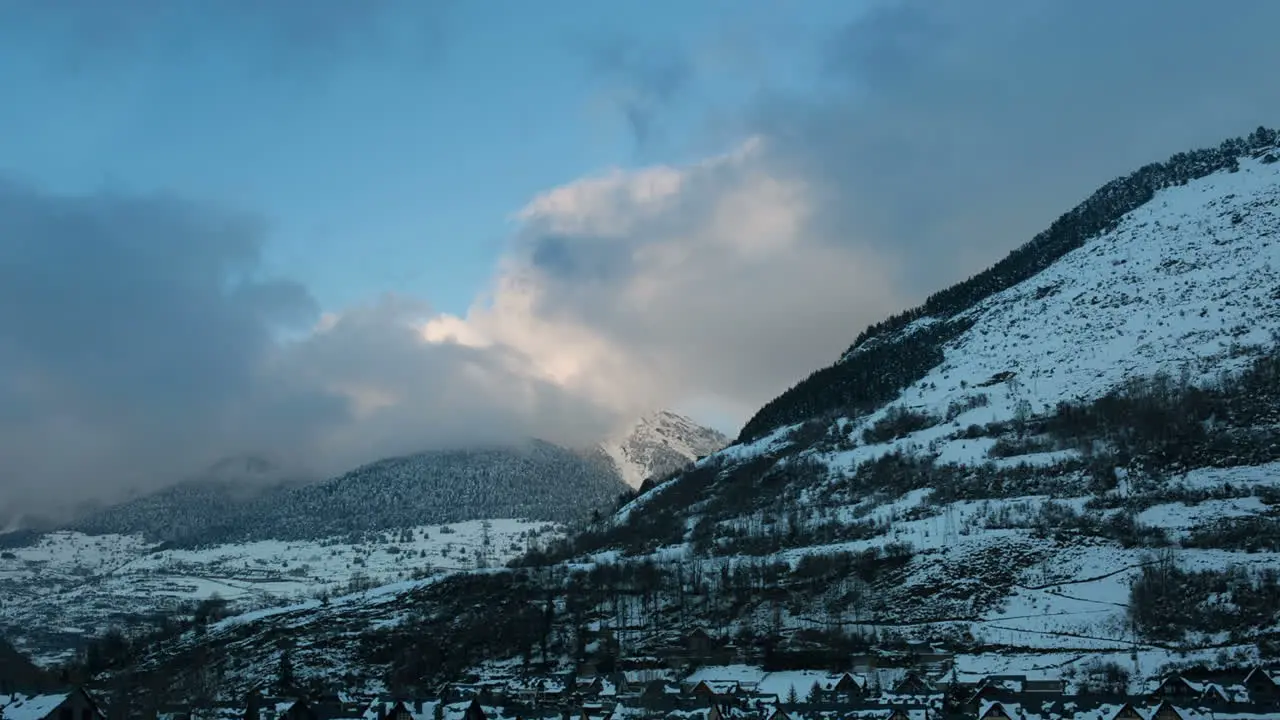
left=3, top=0, right=1280, bottom=519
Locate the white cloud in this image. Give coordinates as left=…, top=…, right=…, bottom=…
left=421, top=138, right=906, bottom=433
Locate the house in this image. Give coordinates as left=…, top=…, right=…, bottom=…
left=618, top=666, right=669, bottom=687
left=705, top=703, right=735, bottom=720
left=684, top=630, right=726, bottom=664
left=821, top=673, right=864, bottom=701
left=1150, top=701, right=1187, bottom=720
left=326, top=702, right=368, bottom=720
left=764, top=708, right=789, bottom=720
left=977, top=701, right=1013, bottom=720
left=634, top=681, right=682, bottom=712
left=573, top=677, right=603, bottom=699
left=438, top=684, right=498, bottom=706
left=890, top=672, right=933, bottom=695
left=1109, top=703, right=1143, bottom=720
left=277, top=699, right=321, bottom=720
left=967, top=674, right=1065, bottom=707
left=1198, top=683, right=1232, bottom=706
left=368, top=701, right=426, bottom=720
left=688, top=680, right=738, bottom=704
left=1243, top=666, right=1278, bottom=699
left=267, top=697, right=366, bottom=720
left=1023, top=678, right=1067, bottom=694
left=1151, top=674, right=1202, bottom=701
left=504, top=679, right=546, bottom=707
left=578, top=702, right=612, bottom=720
left=0, top=689, right=106, bottom=720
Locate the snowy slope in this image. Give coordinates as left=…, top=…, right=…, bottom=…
left=572, top=142, right=1280, bottom=673
left=1, top=413, right=726, bottom=664
left=600, top=410, right=730, bottom=487
left=834, top=151, right=1280, bottom=456
left=80, top=130, right=1280, bottom=696
left=0, top=519, right=561, bottom=666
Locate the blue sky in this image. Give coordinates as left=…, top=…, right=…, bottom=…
left=6, top=0, right=1280, bottom=514
left=0, top=0, right=851, bottom=315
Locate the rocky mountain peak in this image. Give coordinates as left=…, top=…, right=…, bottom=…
left=601, top=410, right=731, bottom=488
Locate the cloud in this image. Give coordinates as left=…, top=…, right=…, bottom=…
left=280, top=296, right=618, bottom=465
left=0, top=180, right=616, bottom=520
left=756, top=0, right=1280, bottom=296
left=431, top=0, right=1280, bottom=438
left=0, top=0, right=452, bottom=78
left=425, top=140, right=908, bottom=427
left=8, top=0, right=1280, bottom=521
left=579, top=35, right=695, bottom=150
left=0, top=181, right=330, bottom=511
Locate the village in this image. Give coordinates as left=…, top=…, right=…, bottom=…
left=4, top=627, right=1280, bottom=720
left=5, top=661, right=1280, bottom=720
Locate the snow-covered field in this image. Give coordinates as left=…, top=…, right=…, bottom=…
left=0, top=518, right=562, bottom=665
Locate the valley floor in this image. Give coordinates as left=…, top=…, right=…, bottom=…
left=0, top=519, right=562, bottom=665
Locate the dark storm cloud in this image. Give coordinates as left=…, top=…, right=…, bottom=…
left=0, top=181, right=341, bottom=510
left=0, top=181, right=616, bottom=520
left=757, top=0, right=1280, bottom=296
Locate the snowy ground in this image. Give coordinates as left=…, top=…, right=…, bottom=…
left=604, top=155, right=1280, bottom=671
left=0, top=519, right=562, bottom=665
left=772, top=153, right=1280, bottom=477
left=610, top=460, right=1280, bottom=669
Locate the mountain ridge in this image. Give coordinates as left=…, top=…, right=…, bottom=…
left=59, top=126, right=1280, bottom=700
left=51, top=411, right=725, bottom=546
left=600, top=409, right=731, bottom=488
left=738, top=126, right=1280, bottom=444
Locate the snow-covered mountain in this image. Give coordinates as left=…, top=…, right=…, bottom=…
left=54, top=127, right=1280, bottom=699
left=68, top=456, right=313, bottom=544
left=0, top=414, right=723, bottom=663
left=55, top=414, right=724, bottom=547
left=600, top=410, right=731, bottom=488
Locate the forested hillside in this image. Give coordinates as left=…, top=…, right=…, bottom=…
left=227, top=440, right=628, bottom=542
left=52, top=413, right=724, bottom=547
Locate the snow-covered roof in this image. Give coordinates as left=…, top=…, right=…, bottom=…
left=0, top=693, right=70, bottom=720
left=1242, top=666, right=1278, bottom=687
left=1199, top=682, right=1250, bottom=703
left=361, top=700, right=438, bottom=720
left=694, top=681, right=740, bottom=695
left=972, top=698, right=1230, bottom=720
left=684, top=668, right=870, bottom=699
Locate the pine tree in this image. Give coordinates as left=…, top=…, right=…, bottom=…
left=806, top=681, right=823, bottom=703
left=276, top=650, right=296, bottom=696
left=786, top=685, right=798, bottom=705
left=944, top=667, right=966, bottom=713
